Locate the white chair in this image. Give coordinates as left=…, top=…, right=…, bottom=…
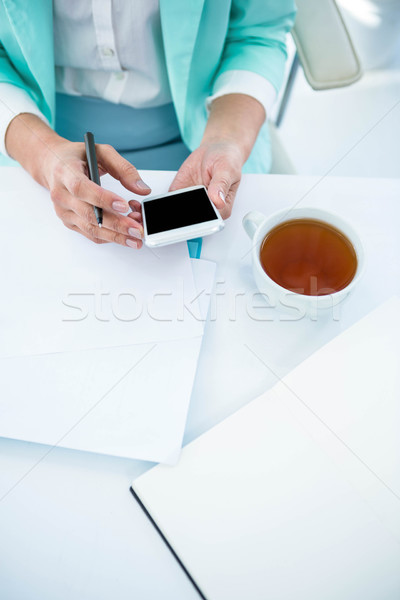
left=270, top=0, right=363, bottom=174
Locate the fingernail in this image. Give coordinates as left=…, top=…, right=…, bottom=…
left=130, top=211, right=143, bottom=222
left=112, top=200, right=129, bottom=213
left=219, top=190, right=226, bottom=204
left=128, top=227, right=142, bottom=240
left=136, top=179, right=151, bottom=191
left=126, top=239, right=138, bottom=249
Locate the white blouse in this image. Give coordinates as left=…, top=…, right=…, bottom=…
left=53, top=0, right=172, bottom=107
left=0, top=0, right=277, bottom=156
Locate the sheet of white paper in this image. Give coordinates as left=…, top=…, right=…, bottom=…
left=0, top=440, right=201, bottom=600
left=0, top=257, right=216, bottom=464
left=187, top=175, right=400, bottom=449
left=133, top=386, right=400, bottom=600
left=0, top=168, right=202, bottom=358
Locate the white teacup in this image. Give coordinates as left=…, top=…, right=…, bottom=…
left=242, top=207, right=365, bottom=316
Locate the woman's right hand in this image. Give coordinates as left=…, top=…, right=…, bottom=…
left=6, top=113, right=151, bottom=248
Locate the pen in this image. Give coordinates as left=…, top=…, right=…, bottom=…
left=84, top=131, right=103, bottom=228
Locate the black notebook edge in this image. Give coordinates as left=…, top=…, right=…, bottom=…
left=130, top=486, right=208, bottom=600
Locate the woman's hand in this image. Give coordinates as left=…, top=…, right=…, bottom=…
left=169, top=140, right=243, bottom=219
left=6, top=114, right=151, bottom=248
left=43, top=138, right=151, bottom=247
left=170, top=94, right=266, bottom=219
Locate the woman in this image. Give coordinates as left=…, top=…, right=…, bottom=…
left=0, top=0, right=296, bottom=250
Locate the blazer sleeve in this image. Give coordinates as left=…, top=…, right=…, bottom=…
left=0, top=45, right=49, bottom=156
left=211, top=0, right=297, bottom=96
left=0, top=0, right=55, bottom=127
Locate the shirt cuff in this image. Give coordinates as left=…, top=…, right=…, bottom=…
left=0, top=83, right=49, bottom=157
left=206, top=70, right=277, bottom=121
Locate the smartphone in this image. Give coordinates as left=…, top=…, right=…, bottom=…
left=142, top=185, right=224, bottom=247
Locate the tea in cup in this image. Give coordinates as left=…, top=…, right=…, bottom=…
left=242, top=207, right=364, bottom=315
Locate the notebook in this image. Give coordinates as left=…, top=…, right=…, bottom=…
left=132, top=298, right=400, bottom=599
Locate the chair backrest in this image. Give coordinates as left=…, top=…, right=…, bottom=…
left=292, top=0, right=362, bottom=90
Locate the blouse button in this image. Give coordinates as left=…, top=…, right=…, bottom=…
left=101, top=46, right=115, bottom=57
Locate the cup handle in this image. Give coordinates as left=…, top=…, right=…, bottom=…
left=242, top=211, right=265, bottom=240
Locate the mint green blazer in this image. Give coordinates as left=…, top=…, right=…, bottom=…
left=0, top=0, right=296, bottom=171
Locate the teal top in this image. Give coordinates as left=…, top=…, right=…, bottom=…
left=0, top=0, right=296, bottom=170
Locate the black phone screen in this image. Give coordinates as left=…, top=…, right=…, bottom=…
left=143, top=188, right=218, bottom=235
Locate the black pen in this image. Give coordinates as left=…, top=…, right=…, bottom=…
left=84, top=131, right=103, bottom=228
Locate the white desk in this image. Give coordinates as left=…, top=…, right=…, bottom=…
left=1, top=172, right=399, bottom=599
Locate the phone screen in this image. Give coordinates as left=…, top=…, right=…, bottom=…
left=143, top=188, right=218, bottom=235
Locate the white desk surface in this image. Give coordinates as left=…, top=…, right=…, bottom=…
left=1, top=170, right=399, bottom=599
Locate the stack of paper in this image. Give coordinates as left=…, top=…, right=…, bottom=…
left=0, top=168, right=215, bottom=463
left=133, top=298, right=400, bottom=599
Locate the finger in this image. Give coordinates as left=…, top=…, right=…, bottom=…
left=61, top=212, right=108, bottom=244
left=168, top=165, right=197, bottom=193
left=67, top=196, right=144, bottom=238
left=63, top=170, right=131, bottom=214
left=59, top=209, right=143, bottom=247
left=101, top=211, right=144, bottom=239
left=72, top=214, right=143, bottom=249
left=69, top=224, right=108, bottom=244
left=95, top=144, right=152, bottom=196
left=127, top=211, right=143, bottom=225
left=50, top=185, right=74, bottom=212
left=169, top=173, right=186, bottom=192
left=128, top=198, right=143, bottom=213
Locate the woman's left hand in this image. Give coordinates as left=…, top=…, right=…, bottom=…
left=168, top=140, right=244, bottom=220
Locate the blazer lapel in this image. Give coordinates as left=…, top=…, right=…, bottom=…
left=159, top=0, right=204, bottom=125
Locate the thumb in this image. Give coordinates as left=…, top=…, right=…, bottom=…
left=207, top=171, right=231, bottom=211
